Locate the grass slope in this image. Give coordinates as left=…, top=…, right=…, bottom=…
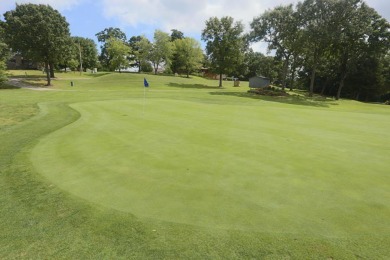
left=1, top=70, right=389, bottom=259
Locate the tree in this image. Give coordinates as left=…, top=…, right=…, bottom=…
left=173, top=38, right=204, bottom=78
left=244, top=50, right=279, bottom=81
left=331, top=0, right=390, bottom=100
left=202, top=16, right=245, bottom=87
left=2, top=4, right=71, bottom=85
left=170, top=29, right=184, bottom=41
left=0, top=24, right=8, bottom=85
left=57, top=41, right=78, bottom=72
left=297, top=0, right=335, bottom=96
left=170, top=29, right=185, bottom=74
left=128, top=36, right=142, bottom=70
left=73, top=37, right=98, bottom=71
left=96, top=27, right=127, bottom=70
left=149, top=30, right=173, bottom=74
left=250, top=5, right=301, bottom=90
left=136, top=37, right=153, bottom=73
left=106, top=37, right=131, bottom=72
left=59, top=37, right=98, bottom=73
left=129, top=35, right=153, bottom=73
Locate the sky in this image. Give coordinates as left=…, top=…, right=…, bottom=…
left=1, top=0, right=389, bottom=54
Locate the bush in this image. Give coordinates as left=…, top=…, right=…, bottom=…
left=140, top=61, right=153, bottom=73
left=0, top=60, right=7, bottom=85
left=248, top=86, right=288, bottom=96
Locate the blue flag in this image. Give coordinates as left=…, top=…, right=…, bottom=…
left=144, top=78, right=149, bottom=87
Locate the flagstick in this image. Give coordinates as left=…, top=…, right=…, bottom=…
left=143, top=85, right=146, bottom=117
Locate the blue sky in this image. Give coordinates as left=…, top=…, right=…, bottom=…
left=1, top=0, right=389, bottom=54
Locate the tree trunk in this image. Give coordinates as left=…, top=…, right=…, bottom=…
left=219, top=73, right=223, bottom=87
left=309, top=65, right=316, bottom=97
left=281, top=54, right=290, bottom=90
left=45, top=61, right=51, bottom=86
left=49, top=62, right=55, bottom=78
left=336, top=72, right=347, bottom=100
left=320, top=78, right=330, bottom=96
left=336, top=52, right=349, bottom=100
left=154, top=63, right=158, bottom=75
left=289, top=64, right=296, bottom=91
left=355, top=89, right=361, bottom=101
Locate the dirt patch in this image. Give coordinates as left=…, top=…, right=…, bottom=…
left=7, top=78, right=56, bottom=91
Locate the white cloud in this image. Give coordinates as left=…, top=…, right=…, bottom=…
left=1, top=0, right=86, bottom=11
left=101, top=0, right=300, bottom=34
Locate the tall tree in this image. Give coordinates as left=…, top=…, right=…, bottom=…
left=250, top=5, right=301, bottom=90
left=106, top=37, right=132, bottom=72
left=202, top=16, right=245, bottom=87
left=173, top=37, right=204, bottom=78
left=73, top=37, right=98, bottom=71
left=149, top=30, right=173, bottom=75
left=96, top=27, right=127, bottom=70
left=331, top=0, right=390, bottom=100
left=244, top=50, right=279, bottom=81
left=170, top=29, right=185, bottom=74
left=3, top=4, right=71, bottom=85
left=58, top=37, right=98, bottom=72
left=136, top=36, right=153, bottom=73
left=297, top=0, right=335, bottom=96
left=128, top=36, right=142, bottom=70
left=0, top=23, right=8, bottom=85
left=170, top=29, right=184, bottom=41
left=57, top=40, right=78, bottom=72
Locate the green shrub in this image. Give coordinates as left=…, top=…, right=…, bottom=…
left=248, top=86, right=288, bottom=96
left=0, top=60, right=7, bottom=85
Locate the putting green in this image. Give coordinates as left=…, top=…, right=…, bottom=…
left=31, top=98, right=389, bottom=234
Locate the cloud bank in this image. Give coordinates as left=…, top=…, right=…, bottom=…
left=5, top=0, right=84, bottom=11
left=101, top=0, right=301, bottom=33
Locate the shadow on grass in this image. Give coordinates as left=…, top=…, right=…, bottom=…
left=22, top=78, right=48, bottom=88
left=168, top=82, right=220, bottom=89
left=210, top=91, right=339, bottom=107
left=84, top=72, right=112, bottom=78
left=9, top=74, right=46, bottom=79
left=0, top=83, right=20, bottom=89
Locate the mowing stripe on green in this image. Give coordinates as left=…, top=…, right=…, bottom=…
left=31, top=98, right=390, bottom=235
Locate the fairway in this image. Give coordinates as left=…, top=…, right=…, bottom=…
left=1, top=72, right=390, bottom=258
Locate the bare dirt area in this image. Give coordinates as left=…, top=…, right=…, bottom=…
left=7, top=78, right=56, bottom=91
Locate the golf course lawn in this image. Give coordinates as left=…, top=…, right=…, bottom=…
left=1, top=71, right=389, bottom=258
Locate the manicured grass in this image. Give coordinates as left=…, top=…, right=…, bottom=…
left=1, top=70, right=389, bottom=258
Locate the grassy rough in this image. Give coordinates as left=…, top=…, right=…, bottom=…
left=1, top=70, right=389, bottom=259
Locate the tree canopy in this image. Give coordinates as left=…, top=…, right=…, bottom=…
left=0, top=1, right=388, bottom=100
left=0, top=24, right=8, bottom=84
left=96, top=27, right=127, bottom=70
left=106, top=37, right=132, bottom=72
left=149, top=30, right=173, bottom=75
left=2, top=3, right=71, bottom=85
left=202, top=16, right=245, bottom=87
left=73, top=37, right=98, bottom=71
left=250, top=0, right=390, bottom=100
left=173, top=37, right=204, bottom=77
left=250, top=5, right=301, bottom=90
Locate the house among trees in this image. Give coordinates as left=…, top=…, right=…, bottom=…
left=249, top=76, right=270, bottom=89
left=6, top=54, right=39, bottom=70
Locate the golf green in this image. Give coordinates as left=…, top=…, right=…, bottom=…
left=31, top=97, right=389, bottom=235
